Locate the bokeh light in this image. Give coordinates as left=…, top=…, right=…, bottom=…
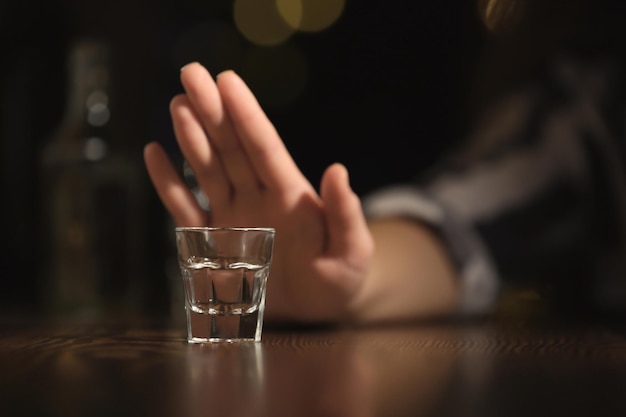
left=86, top=102, right=110, bottom=127
left=277, top=0, right=345, bottom=32
left=86, top=90, right=110, bottom=127
left=234, top=0, right=295, bottom=46
left=274, top=0, right=302, bottom=31
left=171, top=0, right=345, bottom=109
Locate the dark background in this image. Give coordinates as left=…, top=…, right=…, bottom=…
left=0, top=0, right=489, bottom=318
left=6, top=0, right=607, bottom=319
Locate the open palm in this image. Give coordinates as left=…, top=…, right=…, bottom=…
left=144, top=63, right=373, bottom=323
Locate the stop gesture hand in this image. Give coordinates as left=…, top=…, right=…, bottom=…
left=144, top=63, right=373, bottom=323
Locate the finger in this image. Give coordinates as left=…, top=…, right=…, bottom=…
left=170, top=94, right=231, bottom=208
left=143, top=142, right=209, bottom=226
left=320, top=163, right=374, bottom=266
left=216, top=70, right=308, bottom=193
left=179, top=63, right=260, bottom=193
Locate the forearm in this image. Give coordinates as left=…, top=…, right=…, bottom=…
left=347, top=217, right=460, bottom=323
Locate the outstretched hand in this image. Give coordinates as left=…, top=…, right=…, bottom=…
left=144, top=63, right=374, bottom=323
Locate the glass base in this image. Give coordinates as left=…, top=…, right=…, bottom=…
left=185, top=306, right=264, bottom=343
left=188, top=336, right=257, bottom=343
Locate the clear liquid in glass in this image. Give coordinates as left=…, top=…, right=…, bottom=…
left=180, top=257, right=269, bottom=342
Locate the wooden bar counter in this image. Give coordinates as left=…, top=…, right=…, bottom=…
left=1, top=313, right=625, bottom=417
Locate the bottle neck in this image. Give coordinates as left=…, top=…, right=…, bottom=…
left=58, top=39, right=111, bottom=141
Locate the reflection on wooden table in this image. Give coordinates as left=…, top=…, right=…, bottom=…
left=1, top=317, right=625, bottom=417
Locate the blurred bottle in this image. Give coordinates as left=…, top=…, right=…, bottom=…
left=40, top=39, right=145, bottom=320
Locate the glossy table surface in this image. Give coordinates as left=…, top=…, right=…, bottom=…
left=1, top=314, right=626, bottom=417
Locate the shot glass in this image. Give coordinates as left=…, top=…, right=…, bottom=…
left=175, top=227, right=275, bottom=343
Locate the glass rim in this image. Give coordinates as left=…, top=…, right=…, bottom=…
left=175, top=226, right=275, bottom=234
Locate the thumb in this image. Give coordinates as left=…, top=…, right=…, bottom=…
left=320, top=163, right=374, bottom=265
